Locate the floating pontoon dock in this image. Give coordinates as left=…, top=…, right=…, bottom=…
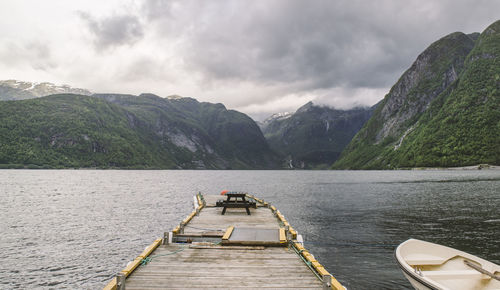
left=104, top=193, right=345, bottom=289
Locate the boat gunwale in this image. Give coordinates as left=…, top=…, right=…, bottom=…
left=394, top=247, right=440, bottom=290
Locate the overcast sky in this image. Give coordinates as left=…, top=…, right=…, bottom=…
left=0, top=0, right=499, bottom=120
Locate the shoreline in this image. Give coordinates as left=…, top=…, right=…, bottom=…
left=410, top=164, right=500, bottom=170
left=0, top=163, right=499, bottom=171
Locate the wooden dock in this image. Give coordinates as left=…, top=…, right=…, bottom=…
left=104, top=193, right=345, bottom=289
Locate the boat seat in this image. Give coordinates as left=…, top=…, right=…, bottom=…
left=406, top=254, right=446, bottom=265
left=422, top=270, right=483, bottom=279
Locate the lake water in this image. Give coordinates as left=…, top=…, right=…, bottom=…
left=0, top=170, right=499, bottom=289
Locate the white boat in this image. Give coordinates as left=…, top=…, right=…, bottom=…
left=395, top=239, right=500, bottom=290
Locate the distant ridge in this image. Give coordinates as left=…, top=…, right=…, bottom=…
left=262, top=102, right=374, bottom=169
left=0, top=80, right=92, bottom=100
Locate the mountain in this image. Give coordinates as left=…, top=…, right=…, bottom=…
left=258, top=112, right=292, bottom=131
left=262, top=102, right=374, bottom=168
left=333, top=20, right=500, bottom=169
left=0, top=80, right=92, bottom=100
left=0, top=93, right=279, bottom=169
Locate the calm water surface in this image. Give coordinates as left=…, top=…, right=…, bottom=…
left=0, top=170, right=499, bottom=289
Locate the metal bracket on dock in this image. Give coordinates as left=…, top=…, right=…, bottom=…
left=322, top=274, right=332, bottom=290
left=198, top=192, right=206, bottom=207
left=296, top=234, right=304, bottom=245
left=116, top=273, right=126, bottom=290
left=285, top=225, right=292, bottom=241
left=163, top=232, right=169, bottom=245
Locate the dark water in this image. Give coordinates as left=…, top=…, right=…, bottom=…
left=0, top=170, right=499, bottom=289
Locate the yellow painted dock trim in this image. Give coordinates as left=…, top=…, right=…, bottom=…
left=175, top=202, right=206, bottom=236
left=294, top=242, right=305, bottom=252
left=316, top=266, right=329, bottom=276
left=182, top=211, right=196, bottom=224
left=311, top=261, right=323, bottom=269
left=120, top=257, right=142, bottom=276
left=103, top=238, right=162, bottom=290
left=138, top=238, right=162, bottom=259
left=275, top=210, right=345, bottom=289
left=290, top=241, right=345, bottom=290
left=222, top=226, right=234, bottom=240
left=330, top=277, right=345, bottom=290
left=304, top=252, right=317, bottom=263
left=279, top=228, right=286, bottom=243
left=103, top=277, right=117, bottom=290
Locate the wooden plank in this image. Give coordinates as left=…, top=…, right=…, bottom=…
left=126, top=277, right=321, bottom=287
left=125, top=243, right=324, bottom=288
left=279, top=228, right=286, bottom=244
left=189, top=245, right=266, bottom=250
left=184, top=206, right=279, bottom=233
left=222, top=226, right=234, bottom=240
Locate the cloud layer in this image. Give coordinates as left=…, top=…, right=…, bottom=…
left=0, top=0, right=499, bottom=119
left=79, top=12, right=144, bottom=50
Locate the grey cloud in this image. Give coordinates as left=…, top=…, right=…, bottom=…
left=27, top=42, right=58, bottom=70
left=139, top=0, right=424, bottom=92
left=142, top=0, right=174, bottom=20
left=141, top=0, right=500, bottom=95
left=58, top=0, right=500, bottom=118
left=0, top=41, right=57, bottom=71
left=117, top=56, right=169, bottom=82
left=78, top=12, right=144, bottom=50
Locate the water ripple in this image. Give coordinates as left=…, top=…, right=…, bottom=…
left=0, top=169, right=498, bottom=289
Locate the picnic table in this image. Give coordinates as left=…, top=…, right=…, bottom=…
left=216, top=193, right=256, bottom=215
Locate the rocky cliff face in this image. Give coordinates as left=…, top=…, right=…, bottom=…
left=0, top=80, right=92, bottom=100
left=376, top=32, right=475, bottom=142
left=334, top=20, right=500, bottom=169
left=262, top=102, right=374, bottom=168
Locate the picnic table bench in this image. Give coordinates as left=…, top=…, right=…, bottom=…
left=216, top=193, right=257, bottom=215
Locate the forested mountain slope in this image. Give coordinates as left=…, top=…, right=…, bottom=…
left=0, top=93, right=279, bottom=169
left=333, top=21, right=500, bottom=169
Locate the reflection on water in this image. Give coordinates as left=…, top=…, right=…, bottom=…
left=0, top=170, right=498, bottom=289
